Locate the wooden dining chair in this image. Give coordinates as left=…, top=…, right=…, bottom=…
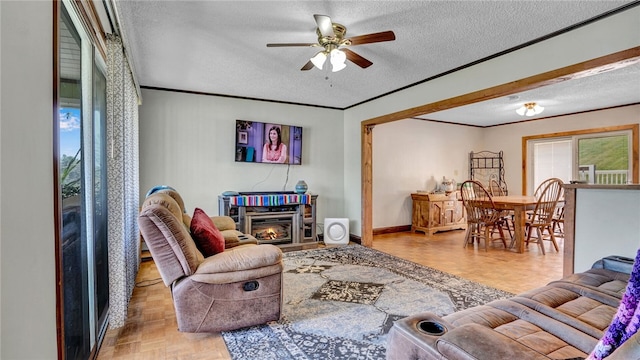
left=488, top=178, right=513, bottom=239
left=460, top=180, right=508, bottom=251
left=526, top=177, right=561, bottom=220
left=551, top=203, right=565, bottom=238
left=533, top=177, right=558, bottom=199
left=525, top=178, right=564, bottom=254
left=488, top=178, right=505, bottom=197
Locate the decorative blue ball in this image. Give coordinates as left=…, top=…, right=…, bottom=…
left=295, top=180, right=308, bottom=194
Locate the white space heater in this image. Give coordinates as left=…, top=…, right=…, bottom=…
left=323, top=218, right=349, bottom=245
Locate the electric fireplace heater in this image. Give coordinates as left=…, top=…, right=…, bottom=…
left=245, top=212, right=298, bottom=245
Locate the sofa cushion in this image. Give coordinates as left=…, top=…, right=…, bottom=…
left=552, top=268, right=630, bottom=298
left=437, top=323, right=564, bottom=360
left=190, top=208, right=225, bottom=257
left=445, top=299, right=598, bottom=356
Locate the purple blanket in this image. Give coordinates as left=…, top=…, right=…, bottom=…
left=588, top=248, right=640, bottom=359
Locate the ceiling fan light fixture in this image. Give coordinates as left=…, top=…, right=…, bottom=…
left=330, top=48, right=346, bottom=72
left=331, top=61, right=347, bottom=72
left=310, top=51, right=327, bottom=70
left=268, top=14, right=396, bottom=72
left=533, top=104, right=544, bottom=114
left=517, top=102, right=544, bottom=117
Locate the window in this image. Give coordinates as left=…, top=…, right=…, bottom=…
left=577, top=133, right=629, bottom=184
left=524, top=125, right=638, bottom=194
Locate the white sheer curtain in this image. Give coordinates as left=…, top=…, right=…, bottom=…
left=106, top=33, right=140, bottom=328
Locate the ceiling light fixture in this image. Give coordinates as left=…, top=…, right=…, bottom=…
left=268, top=15, right=396, bottom=72
left=310, top=51, right=327, bottom=70
left=329, top=48, right=346, bottom=72
left=310, top=46, right=347, bottom=72
left=308, top=21, right=349, bottom=72
left=516, top=102, right=544, bottom=117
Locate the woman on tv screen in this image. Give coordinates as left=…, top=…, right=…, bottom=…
left=262, top=126, right=288, bottom=163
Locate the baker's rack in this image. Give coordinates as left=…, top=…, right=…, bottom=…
left=469, top=150, right=507, bottom=194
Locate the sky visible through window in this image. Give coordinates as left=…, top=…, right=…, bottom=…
left=60, top=107, right=81, bottom=156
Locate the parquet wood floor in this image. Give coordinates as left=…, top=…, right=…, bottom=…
left=97, top=230, right=563, bottom=359
left=372, top=230, right=563, bottom=294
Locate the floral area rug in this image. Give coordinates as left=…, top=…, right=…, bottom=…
left=222, top=244, right=512, bottom=360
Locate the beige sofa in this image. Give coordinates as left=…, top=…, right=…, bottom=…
left=387, top=256, right=640, bottom=359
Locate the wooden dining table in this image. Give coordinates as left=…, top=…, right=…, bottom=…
left=490, top=195, right=538, bottom=253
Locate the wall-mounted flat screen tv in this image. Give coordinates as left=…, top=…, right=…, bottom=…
left=235, top=120, right=303, bottom=165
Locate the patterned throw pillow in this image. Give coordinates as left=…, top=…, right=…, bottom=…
left=190, top=208, right=225, bottom=257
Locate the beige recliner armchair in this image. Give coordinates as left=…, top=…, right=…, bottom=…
left=138, top=192, right=283, bottom=332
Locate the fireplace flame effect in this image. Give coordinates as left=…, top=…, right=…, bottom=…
left=252, top=222, right=291, bottom=242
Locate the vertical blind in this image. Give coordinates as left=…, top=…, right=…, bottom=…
left=533, top=140, right=572, bottom=190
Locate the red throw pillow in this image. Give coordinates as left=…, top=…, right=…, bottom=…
left=190, top=208, right=225, bottom=256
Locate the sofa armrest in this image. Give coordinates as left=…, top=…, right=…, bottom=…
left=591, top=255, right=635, bottom=274
left=210, top=216, right=237, bottom=231
left=219, top=229, right=258, bottom=248
left=387, top=312, right=455, bottom=360
left=225, top=238, right=258, bottom=248
left=436, top=323, right=550, bottom=360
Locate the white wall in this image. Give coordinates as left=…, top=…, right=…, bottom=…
left=344, top=6, right=640, bottom=236
left=373, top=119, right=482, bottom=228
left=573, top=188, right=640, bottom=272
left=139, top=89, right=346, bottom=225
left=0, top=1, right=57, bottom=358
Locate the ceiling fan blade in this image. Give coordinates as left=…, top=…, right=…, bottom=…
left=342, top=49, right=373, bottom=69
left=301, top=61, right=314, bottom=71
left=314, top=14, right=335, bottom=37
left=266, top=43, right=317, bottom=48
left=347, top=31, right=396, bottom=46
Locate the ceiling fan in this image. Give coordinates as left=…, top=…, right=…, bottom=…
left=266, top=14, right=396, bottom=72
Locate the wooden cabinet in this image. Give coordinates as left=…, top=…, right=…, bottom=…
left=411, top=192, right=466, bottom=235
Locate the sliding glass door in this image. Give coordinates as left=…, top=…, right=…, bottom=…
left=93, top=56, right=110, bottom=344
left=58, top=2, right=109, bottom=358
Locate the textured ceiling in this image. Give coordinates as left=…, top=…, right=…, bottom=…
left=422, top=61, right=640, bottom=127
left=113, top=1, right=640, bottom=125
